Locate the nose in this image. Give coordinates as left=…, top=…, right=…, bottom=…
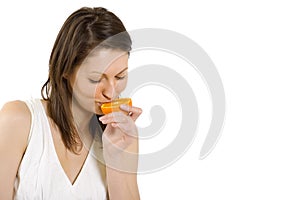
left=98, top=79, right=116, bottom=101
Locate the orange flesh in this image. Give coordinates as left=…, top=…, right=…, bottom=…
left=100, top=98, right=132, bottom=114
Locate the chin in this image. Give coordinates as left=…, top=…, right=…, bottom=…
left=93, top=104, right=103, bottom=115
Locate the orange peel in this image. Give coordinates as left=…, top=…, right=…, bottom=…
left=100, top=98, right=132, bottom=114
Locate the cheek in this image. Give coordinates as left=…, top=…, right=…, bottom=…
left=73, top=80, right=97, bottom=100
left=116, top=79, right=127, bottom=92
left=114, top=78, right=128, bottom=95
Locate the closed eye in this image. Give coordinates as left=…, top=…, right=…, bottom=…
left=88, top=79, right=101, bottom=84
left=115, top=75, right=127, bottom=80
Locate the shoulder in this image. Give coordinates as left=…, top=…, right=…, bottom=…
left=0, top=100, right=31, bottom=151
left=0, top=100, right=31, bottom=127
left=0, top=101, right=32, bottom=196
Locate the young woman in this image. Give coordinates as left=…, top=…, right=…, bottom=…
left=0, top=7, right=142, bottom=199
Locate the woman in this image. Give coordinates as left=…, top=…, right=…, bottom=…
left=0, top=7, right=142, bottom=199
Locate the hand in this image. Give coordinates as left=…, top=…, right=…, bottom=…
left=99, top=105, right=142, bottom=172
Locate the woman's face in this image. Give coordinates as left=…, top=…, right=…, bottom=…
left=71, top=49, right=129, bottom=115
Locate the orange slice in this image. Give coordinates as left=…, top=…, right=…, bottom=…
left=100, top=98, right=132, bottom=114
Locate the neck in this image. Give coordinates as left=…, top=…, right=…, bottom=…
left=73, top=105, right=96, bottom=150
left=71, top=101, right=94, bottom=140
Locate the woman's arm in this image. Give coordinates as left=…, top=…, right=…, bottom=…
left=100, top=105, right=142, bottom=200
left=106, top=167, right=140, bottom=200
left=105, top=136, right=140, bottom=200
left=0, top=101, right=31, bottom=199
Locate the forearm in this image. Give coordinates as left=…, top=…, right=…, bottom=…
left=101, top=109, right=141, bottom=200
left=106, top=167, right=140, bottom=200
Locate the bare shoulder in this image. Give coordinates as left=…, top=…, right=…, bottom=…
left=0, top=100, right=31, bottom=127
left=0, top=100, right=31, bottom=197
left=0, top=100, right=31, bottom=151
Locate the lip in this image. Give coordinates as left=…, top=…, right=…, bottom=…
left=96, top=99, right=119, bottom=104
left=96, top=102, right=103, bottom=107
left=96, top=101, right=111, bottom=106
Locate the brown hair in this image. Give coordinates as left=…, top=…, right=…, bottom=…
left=41, top=7, right=132, bottom=152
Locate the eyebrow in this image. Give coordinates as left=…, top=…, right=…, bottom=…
left=90, top=67, right=128, bottom=76
left=116, top=67, right=128, bottom=75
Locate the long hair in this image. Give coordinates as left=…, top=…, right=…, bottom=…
left=41, top=7, right=132, bottom=152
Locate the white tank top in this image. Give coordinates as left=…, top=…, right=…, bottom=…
left=14, top=99, right=108, bottom=200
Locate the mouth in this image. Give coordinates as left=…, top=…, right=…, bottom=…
left=96, top=101, right=111, bottom=107
left=96, top=102, right=104, bottom=107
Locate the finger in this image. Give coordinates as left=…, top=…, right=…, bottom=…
left=102, top=124, right=130, bottom=148
left=103, top=122, right=137, bottom=142
left=119, top=104, right=142, bottom=121
left=115, top=122, right=138, bottom=137
left=102, top=130, right=133, bottom=152
left=99, top=112, right=128, bottom=124
left=100, top=113, right=137, bottom=137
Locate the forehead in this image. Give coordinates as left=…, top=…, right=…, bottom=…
left=80, top=48, right=129, bottom=74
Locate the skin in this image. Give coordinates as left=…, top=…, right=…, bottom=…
left=0, top=49, right=142, bottom=200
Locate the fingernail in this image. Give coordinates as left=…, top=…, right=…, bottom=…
left=120, top=104, right=129, bottom=109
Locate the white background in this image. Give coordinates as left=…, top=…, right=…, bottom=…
left=1, top=0, right=300, bottom=199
